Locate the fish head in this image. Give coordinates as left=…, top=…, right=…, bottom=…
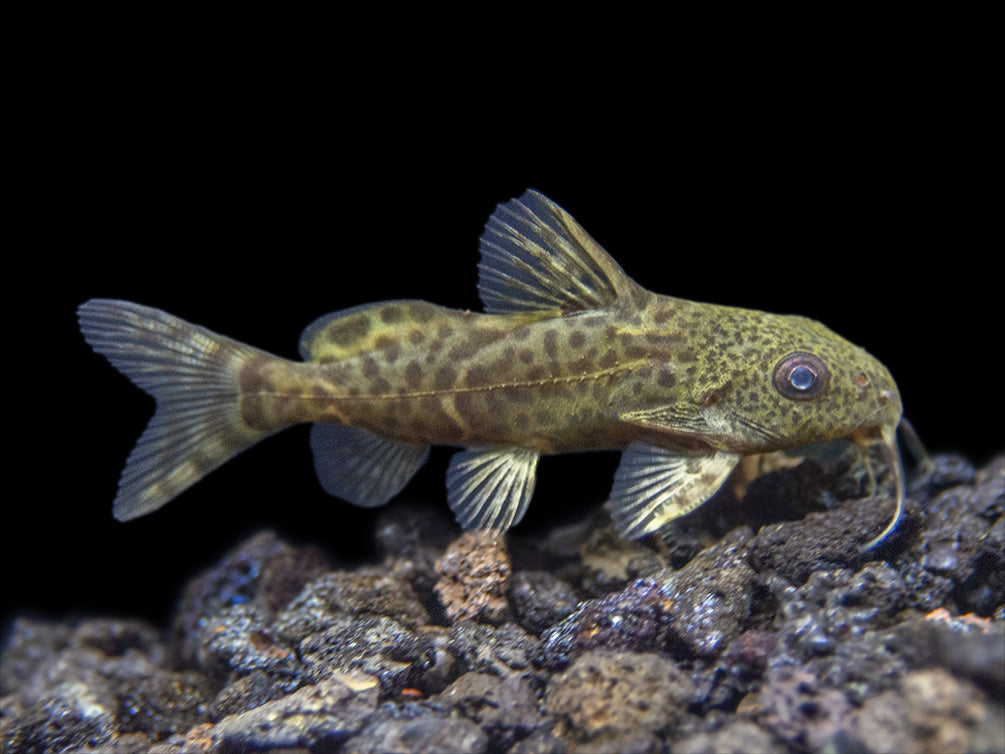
left=698, top=309, right=905, bottom=550
left=696, top=310, right=903, bottom=455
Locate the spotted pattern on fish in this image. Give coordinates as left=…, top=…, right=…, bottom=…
left=78, top=189, right=905, bottom=548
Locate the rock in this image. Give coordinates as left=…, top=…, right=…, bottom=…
left=508, top=570, right=580, bottom=636
left=211, top=671, right=379, bottom=751
left=539, top=529, right=755, bottom=667
left=4, top=452, right=1003, bottom=753
left=171, top=530, right=329, bottom=670
left=435, top=671, right=547, bottom=750
left=274, top=567, right=429, bottom=641
left=448, top=620, right=540, bottom=678
left=751, top=495, right=913, bottom=585
left=345, top=711, right=488, bottom=754
left=435, top=530, right=512, bottom=624
left=298, top=615, right=434, bottom=696
left=545, top=650, right=695, bottom=741
left=674, top=720, right=785, bottom=754
left=852, top=668, right=1005, bottom=754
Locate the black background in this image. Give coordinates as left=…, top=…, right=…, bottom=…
left=6, top=34, right=999, bottom=632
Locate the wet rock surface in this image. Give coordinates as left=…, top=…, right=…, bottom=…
left=3, top=453, right=1003, bottom=753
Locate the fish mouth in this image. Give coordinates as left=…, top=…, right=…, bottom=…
left=849, top=422, right=905, bottom=552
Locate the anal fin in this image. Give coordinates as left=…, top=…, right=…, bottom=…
left=310, top=424, right=430, bottom=507
left=446, top=446, right=540, bottom=531
left=609, top=443, right=740, bottom=538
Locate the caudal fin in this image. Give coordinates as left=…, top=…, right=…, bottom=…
left=78, top=299, right=273, bottom=520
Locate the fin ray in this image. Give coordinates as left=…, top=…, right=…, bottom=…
left=446, top=446, right=540, bottom=530
left=478, top=190, right=635, bottom=314
left=78, top=299, right=271, bottom=520
left=310, top=424, right=430, bottom=507
left=609, top=443, right=740, bottom=538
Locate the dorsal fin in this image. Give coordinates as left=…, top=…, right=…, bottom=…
left=478, top=189, right=638, bottom=314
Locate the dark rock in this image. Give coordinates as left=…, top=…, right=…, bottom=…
left=448, top=620, right=541, bottom=678
left=209, top=668, right=292, bottom=719
left=5, top=452, right=1003, bottom=753
left=752, top=495, right=914, bottom=585
left=274, top=567, right=429, bottom=641
left=4, top=679, right=118, bottom=754
left=343, top=701, right=489, bottom=754
left=298, top=615, right=434, bottom=696
left=545, top=650, right=695, bottom=741
left=508, top=570, right=580, bottom=636
left=435, top=671, right=547, bottom=750
left=211, top=671, right=379, bottom=751
left=194, top=602, right=300, bottom=682
left=772, top=563, right=912, bottom=661
left=539, top=529, right=755, bottom=667
left=171, top=530, right=329, bottom=669
left=747, top=664, right=856, bottom=752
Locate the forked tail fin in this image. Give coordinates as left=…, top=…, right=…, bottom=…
left=78, top=299, right=273, bottom=520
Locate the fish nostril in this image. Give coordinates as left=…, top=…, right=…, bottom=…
left=878, top=389, right=893, bottom=406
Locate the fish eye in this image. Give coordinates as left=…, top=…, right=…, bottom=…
left=773, top=352, right=830, bottom=401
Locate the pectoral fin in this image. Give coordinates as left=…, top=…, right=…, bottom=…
left=310, top=424, right=430, bottom=507
left=446, top=446, right=540, bottom=531
left=609, top=443, right=741, bottom=538
left=618, top=404, right=714, bottom=439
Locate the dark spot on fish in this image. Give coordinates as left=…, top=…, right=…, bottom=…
left=239, top=356, right=271, bottom=393
left=327, top=316, right=370, bottom=345
left=653, top=307, right=673, bottom=325
left=321, top=363, right=349, bottom=386
left=380, top=305, right=403, bottom=324
left=599, top=350, right=618, bottom=369
left=408, top=302, right=436, bottom=323
left=448, top=327, right=504, bottom=361
left=375, top=335, right=400, bottom=363
left=362, top=356, right=380, bottom=380
left=405, top=360, right=423, bottom=389
left=519, top=348, right=535, bottom=364
left=624, top=343, right=648, bottom=360
left=657, top=370, right=677, bottom=388
left=454, top=392, right=477, bottom=423
left=435, top=365, right=457, bottom=390
left=569, top=330, right=587, bottom=349
left=409, top=330, right=425, bottom=345
left=543, top=330, right=559, bottom=360
left=528, top=365, right=546, bottom=381
left=466, top=365, right=489, bottom=386
left=239, top=396, right=267, bottom=430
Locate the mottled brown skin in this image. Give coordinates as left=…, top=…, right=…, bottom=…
left=238, top=289, right=901, bottom=461
left=79, top=189, right=903, bottom=541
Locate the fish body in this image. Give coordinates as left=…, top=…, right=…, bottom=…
left=79, top=190, right=904, bottom=544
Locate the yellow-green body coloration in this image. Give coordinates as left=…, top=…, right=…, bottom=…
left=79, top=190, right=904, bottom=546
